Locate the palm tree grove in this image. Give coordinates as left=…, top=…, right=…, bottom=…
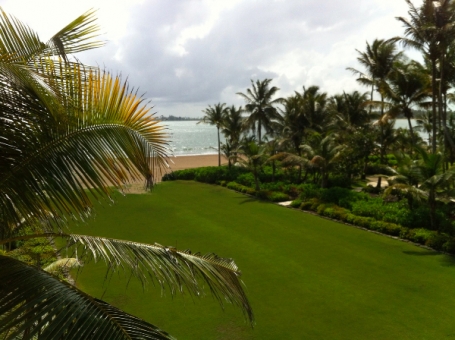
left=3, top=0, right=455, bottom=338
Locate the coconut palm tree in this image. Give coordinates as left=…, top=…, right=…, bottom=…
left=382, top=59, right=430, bottom=148
left=348, top=39, right=401, bottom=163
left=199, top=103, right=228, bottom=166
left=221, top=105, right=244, bottom=165
left=0, top=9, right=253, bottom=339
left=222, top=105, right=244, bottom=145
left=239, top=140, right=266, bottom=191
left=237, top=79, right=282, bottom=143
left=395, top=0, right=455, bottom=153
left=300, top=135, right=344, bottom=188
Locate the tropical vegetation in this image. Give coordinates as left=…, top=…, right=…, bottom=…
left=0, top=9, right=252, bottom=339
left=190, top=0, right=455, bottom=254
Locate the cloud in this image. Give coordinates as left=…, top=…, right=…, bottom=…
left=1, top=0, right=418, bottom=117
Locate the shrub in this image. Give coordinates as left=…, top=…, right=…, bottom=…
left=425, top=233, right=449, bottom=251
left=408, top=228, right=433, bottom=245
left=267, top=192, right=290, bottom=202
left=300, top=199, right=320, bottom=211
left=328, top=175, right=351, bottom=188
left=298, top=183, right=321, bottom=201
left=290, top=199, right=302, bottom=208
left=443, top=238, right=455, bottom=253
left=237, top=173, right=256, bottom=187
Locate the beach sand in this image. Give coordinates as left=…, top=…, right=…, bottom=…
left=125, top=154, right=223, bottom=193
left=165, top=154, right=221, bottom=171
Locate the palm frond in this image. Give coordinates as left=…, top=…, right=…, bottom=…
left=0, top=255, right=173, bottom=340
left=46, top=9, right=104, bottom=58
left=0, top=66, right=169, bottom=233
left=64, top=234, right=254, bottom=324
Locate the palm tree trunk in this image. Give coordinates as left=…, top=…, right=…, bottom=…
left=380, top=93, right=385, bottom=164
left=407, top=117, right=415, bottom=154
left=217, top=126, right=221, bottom=167
left=431, top=59, right=438, bottom=154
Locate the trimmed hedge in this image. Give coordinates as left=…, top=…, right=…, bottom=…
left=162, top=166, right=248, bottom=184
left=293, top=200, right=455, bottom=254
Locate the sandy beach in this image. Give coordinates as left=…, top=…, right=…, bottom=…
left=165, top=154, right=221, bottom=171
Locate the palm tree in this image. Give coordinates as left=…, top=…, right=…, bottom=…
left=328, top=91, right=370, bottom=137
left=222, top=105, right=244, bottom=165
left=222, top=105, right=244, bottom=143
left=239, top=140, right=266, bottom=191
left=0, top=9, right=253, bottom=339
left=237, top=79, right=282, bottom=143
left=300, top=135, right=344, bottom=188
left=348, top=39, right=401, bottom=163
left=199, top=103, right=228, bottom=166
left=296, top=85, right=330, bottom=134
left=395, top=0, right=455, bottom=153
left=382, top=59, right=430, bottom=148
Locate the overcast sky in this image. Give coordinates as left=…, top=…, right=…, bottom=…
left=0, top=0, right=421, bottom=118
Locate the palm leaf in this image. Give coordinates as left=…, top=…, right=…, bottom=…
left=46, top=9, right=104, bottom=58
left=62, top=234, right=254, bottom=324
left=0, top=66, right=169, bottom=234
left=0, top=255, right=173, bottom=340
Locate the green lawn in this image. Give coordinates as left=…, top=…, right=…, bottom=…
left=71, top=181, right=455, bottom=339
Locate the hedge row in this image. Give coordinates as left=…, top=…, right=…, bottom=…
left=221, top=181, right=289, bottom=202
left=162, top=166, right=249, bottom=184
left=292, top=199, right=455, bottom=254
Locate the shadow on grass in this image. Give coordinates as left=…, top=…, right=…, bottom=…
left=403, top=250, right=455, bottom=267
left=403, top=250, right=439, bottom=256
left=234, top=196, right=272, bottom=205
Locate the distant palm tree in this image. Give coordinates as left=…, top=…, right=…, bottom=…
left=300, top=135, right=344, bottom=188
left=222, top=106, right=244, bottom=143
left=199, top=103, right=228, bottom=166
left=348, top=39, right=401, bottom=163
left=237, top=79, right=282, bottom=143
left=239, top=141, right=266, bottom=191
left=395, top=0, right=455, bottom=153
left=382, top=60, right=430, bottom=148
left=328, top=91, right=370, bottom=135
left=296, top=86, right=330, bottom=134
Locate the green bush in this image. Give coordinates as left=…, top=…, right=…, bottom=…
left=267, top=191, right=290, bottom=202
left=163, top=166, right=248, bottom=183
left=298, top=183, right=321, bottom=201
left=408, top=228, right=433, bottom=245
left=300, top=199, right=320, bottom=211
left=328, top=175, right=351, bottom=188
left=351, top=198, right=412, bottom=227
left=290, top=199, right=302, bottom=208
left=443, top=238, right=455, bottom=253
left=237, top=172, right=256, bottom=187
left=425, top=233, right=449, bottom=251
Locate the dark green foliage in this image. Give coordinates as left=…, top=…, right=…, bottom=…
left=162, top=166, right=248, bottom=183
left=351, top=198, right=413, bottom=227
left=328, top=174, right=352, bottom=188
left=298, top=183, right=322, bottom=201
left=290, top=199, right=302, bottom=208
left=236, top=172, right=256, bottom=187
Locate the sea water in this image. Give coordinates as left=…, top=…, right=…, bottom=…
left=162, top=119, right=427, bottom=156
left=163, top=120, right=225, bottom=156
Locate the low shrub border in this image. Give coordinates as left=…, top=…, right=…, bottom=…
left=291, top=198, right=455, bottom=255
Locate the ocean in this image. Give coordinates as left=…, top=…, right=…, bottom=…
left=163, top=120, right=225, bottom=156
left=163, top=119, right=427, bottom=156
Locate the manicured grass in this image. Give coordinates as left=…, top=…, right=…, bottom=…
left=71, top=181, right=455, bottom=339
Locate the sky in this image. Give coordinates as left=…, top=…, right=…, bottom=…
left=0, top=0, right=421, bottom=118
